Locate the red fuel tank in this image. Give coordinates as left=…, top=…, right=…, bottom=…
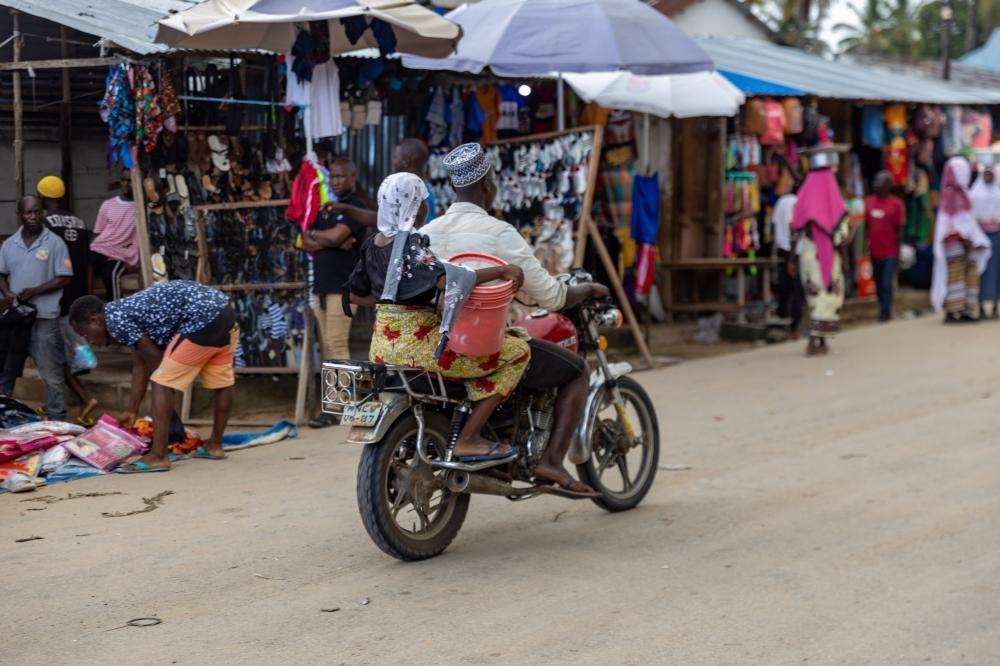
left=514, top=310, right=579, bottom=353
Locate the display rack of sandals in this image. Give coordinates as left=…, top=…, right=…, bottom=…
left=426, top=126, right=655, bottom=367
left=146, top=92, right=312, bottom=427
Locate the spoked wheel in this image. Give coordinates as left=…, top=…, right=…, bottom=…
left=576, top=376, right=659, bottom=512
left=357, top=412, right=469, bottom=560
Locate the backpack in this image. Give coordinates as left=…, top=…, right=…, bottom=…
left=799, top=106, right=821, bottom=146
left=783, top=98, right=803, bottom=135
left=760, top=99, right=787, bottom=145
left=742, top=98, right=767, bottom=136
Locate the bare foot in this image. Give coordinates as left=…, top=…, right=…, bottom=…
left=80, top=398, right=98, bottom=421
left=533, top=460, right=598, bottom=495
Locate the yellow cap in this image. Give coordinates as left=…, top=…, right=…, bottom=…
left=37, top=175, right=66, bottom=200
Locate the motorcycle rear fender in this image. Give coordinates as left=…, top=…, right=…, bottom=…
left=568, top=362, right=633, bottom=465
left=345, top=392, right=412, bottom=445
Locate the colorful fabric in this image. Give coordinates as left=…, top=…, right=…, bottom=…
left=792, top=169, right=847, bottom=289
left=601, top=162, right=634, bottom=228
left=799, top=219, right=848, bottom=338
left=370, top=305, right=529, bottom=402
left=943, top=235, right=981, bottom=316
left=443, top=142, right=492, bottom=188
left=931, top=157, right=992, bottom=311
left=133, top=66, right=163, bottom=153
left=286, top=161, right=332, bottom=232
left=476, top=86, right=500, bottom=143
left=99, top=65, right=135, bottom=168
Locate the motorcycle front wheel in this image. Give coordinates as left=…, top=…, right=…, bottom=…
left=576, top=375, right=659, bottom=512
left=356, top=412, right=470, bottom=561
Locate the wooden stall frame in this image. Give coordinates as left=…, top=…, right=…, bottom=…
left=154, top=199, right=312, bottom=428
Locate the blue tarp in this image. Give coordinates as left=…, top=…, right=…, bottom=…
left=959, top=29, right=1000, bottom=73
left=718, top=70, right=806, bottom=96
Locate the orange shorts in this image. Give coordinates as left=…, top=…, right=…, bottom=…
left=151, top=325, right=239, bottom=391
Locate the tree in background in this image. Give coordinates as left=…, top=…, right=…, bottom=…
left=749, top=0, right=834, bottom=52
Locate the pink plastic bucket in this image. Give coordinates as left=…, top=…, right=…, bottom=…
left=448, top=253, right=516, bottom=357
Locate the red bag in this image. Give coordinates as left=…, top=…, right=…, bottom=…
left=760, top=99, right=787, bottom=146
left=856, top=255, right=876, bottom=299
left=634, top=243, right=656, bottom=297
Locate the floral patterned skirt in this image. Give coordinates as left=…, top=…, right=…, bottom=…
left=370, top=304, right=530, bottom=402
left=799, top=236, right=845, bottom=338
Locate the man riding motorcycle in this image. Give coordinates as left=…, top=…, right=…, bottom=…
left=421, top=142, right=610, bottom=498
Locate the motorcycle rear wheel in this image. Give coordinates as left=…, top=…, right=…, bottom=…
left=576, top=376, right=659, bottom=512
left=357, top=412, right=469, bottom=561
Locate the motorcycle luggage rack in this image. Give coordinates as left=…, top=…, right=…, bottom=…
left=322, top=361, right=469, bottom=415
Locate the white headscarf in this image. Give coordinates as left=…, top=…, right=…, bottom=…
left=377, top=172, right=428, bottom=239
left=931, top=156, right=992, bottom=311
left=970, top=168, right=1000, bottom=223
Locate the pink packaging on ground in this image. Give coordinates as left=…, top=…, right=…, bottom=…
left=64, top=415, right=148, bottom=471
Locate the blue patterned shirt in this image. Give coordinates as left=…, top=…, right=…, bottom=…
left=105, top=280, right=228, bottom=348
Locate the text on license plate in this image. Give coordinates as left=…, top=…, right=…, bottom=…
left=343, top=401, right=383, bottom=427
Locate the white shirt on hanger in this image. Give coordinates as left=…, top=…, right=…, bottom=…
left=311, top=60, right=344, bottom=139
left=285, top=53, right=311, bottom=108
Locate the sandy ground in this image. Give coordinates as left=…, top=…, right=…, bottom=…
left=5, top=315, right=1000, bottom=665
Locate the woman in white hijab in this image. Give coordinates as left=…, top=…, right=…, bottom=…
left=345, top=172, right=529, bottom=463
left=970, top=163, right=1000, bottom=318
left=931, top=156, right=992, bottom=322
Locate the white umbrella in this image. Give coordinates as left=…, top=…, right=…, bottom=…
left=562, top=70, right=745, bottom=119
left=400, top=0, right=712, bottom=76
left=156, top=0, right=461, bottom=58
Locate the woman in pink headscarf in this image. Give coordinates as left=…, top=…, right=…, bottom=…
left=931, top=156, right=992, bottom=322
left=792, top=164, right=849, bottom=356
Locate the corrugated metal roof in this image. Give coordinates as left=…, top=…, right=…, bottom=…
left=0, top=0, right=200, bottom=54
left=698, top=36, right=1000, bottom=104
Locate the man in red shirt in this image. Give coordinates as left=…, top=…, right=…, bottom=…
left=865, top=171, right=906, bottom=321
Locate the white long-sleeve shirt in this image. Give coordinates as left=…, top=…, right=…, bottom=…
left=420, top=202, right=568, bottom=310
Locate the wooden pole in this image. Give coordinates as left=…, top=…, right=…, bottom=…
left=294, top=299, right=312, bottom=425
left=12, top=10, right=23, bottom=201
left=59, top=27, right=73, bottom=203
left=573, top=125, right=604, bottom=268
left=586, top=218, right=657, bottom=369
left=129, top=167, right=155, bottom=287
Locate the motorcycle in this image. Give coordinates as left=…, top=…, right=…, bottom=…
left=322, top=271, right=660, bottom=560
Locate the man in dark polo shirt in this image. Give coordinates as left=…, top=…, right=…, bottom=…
left=302, top=158, right=372, bottom=428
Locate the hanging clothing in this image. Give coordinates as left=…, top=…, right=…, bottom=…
left=425, top=87, right=448, bottom=147
left=310, top=60, right=343, bottom=138
left=99, top=65, right=136, bottom=168
left=285, top=53, right=311, bottom=108
left=286, top=161, right=331, bottom=232
left=496, top=84, right=520, bottom=132
left=931, top=157, right=992, bottom=313
left=476, top=86, right=500, bottom=143
left=464, top=90, right=486, bottom=142
left=860, top=106, right=885, bottom=149
left=970, top=171, right=1000, bottom=302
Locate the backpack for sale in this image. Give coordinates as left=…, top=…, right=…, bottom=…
left=783, top=98, right=803, bottom=135
left=760, top=99, right=787, bottom=145
left=742, top=98, right=767, bottom=136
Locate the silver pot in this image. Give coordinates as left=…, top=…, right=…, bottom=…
left=806, top=150, right=839, bottom=170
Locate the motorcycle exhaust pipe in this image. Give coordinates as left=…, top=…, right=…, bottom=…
left=446, top=471, right=518, bottom=496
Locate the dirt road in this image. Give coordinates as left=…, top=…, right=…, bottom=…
left=5, top=316, right=1000, bottom=665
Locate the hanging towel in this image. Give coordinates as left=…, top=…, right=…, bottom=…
left=310, top=60, right=343, bottom=138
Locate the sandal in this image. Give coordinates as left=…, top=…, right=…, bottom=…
left=538, top=479, right=601, bottom=499
left=455, top=442, right=517, bottom=463
left=116, top=461, right=169, bottom=474
left=188, top=446, right=227, bottom=461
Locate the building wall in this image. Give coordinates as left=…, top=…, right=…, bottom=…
left=670, top=0, right=771, bottom=40
left=0, top=137, right=117, bottom=236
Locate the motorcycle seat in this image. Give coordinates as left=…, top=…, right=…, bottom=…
left=379, top=366, right=470, bottom=400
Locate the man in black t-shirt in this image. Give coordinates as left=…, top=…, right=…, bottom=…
left=37, top=176, right=90, bottom=316
left=36, top=175, right=98, bottom=424
left=302, top=159, right=371, bottom=428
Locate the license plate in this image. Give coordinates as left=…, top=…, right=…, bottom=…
left=342, top=401, right=383, bottom=427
